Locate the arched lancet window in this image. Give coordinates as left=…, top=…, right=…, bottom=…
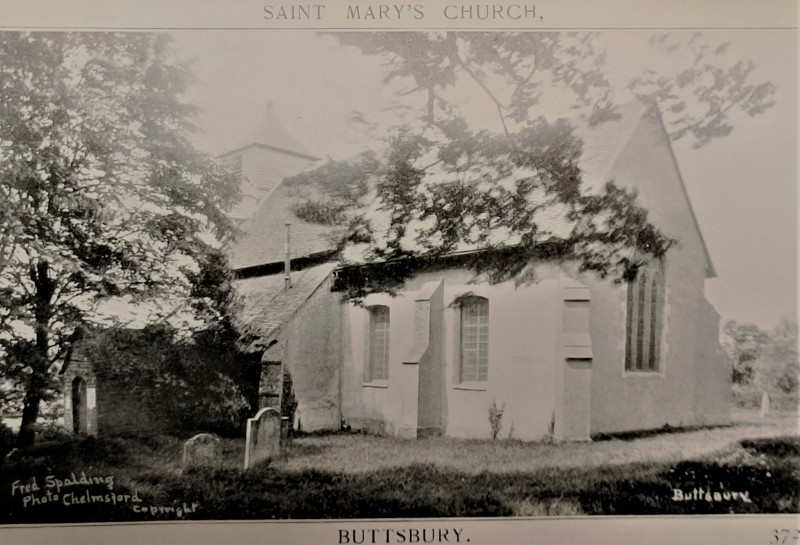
left=648, top=272, right=663, bottom=370
left=460, top=296, right=489, bottom=382
left=625, top=281, right=636, bottom=370
left=635, top=270, right=649, bottom=369
left=625, top=263, right=664, bottom=372
left=367, top=305, right=390, bottom=381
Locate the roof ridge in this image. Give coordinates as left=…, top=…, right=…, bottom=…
left=223, top=101, right=319, bottom=160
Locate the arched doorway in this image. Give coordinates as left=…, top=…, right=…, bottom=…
left=71, top=376, right=88, bottom=434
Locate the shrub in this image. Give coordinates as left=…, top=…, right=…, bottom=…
left=84, top=325, right=258, bottom=437
left=76, top=435, right=130, bottom=466
left=741, top=436, right=800, bottom=458
left=732, top=385, right=762, bottom=409
left=33, top=421, right=70, bottom=443
left=733, top=384, right=799, bottom=411
left=0, top=421, right=15, bottom=458
left=488, top=401, right=504, bottom=441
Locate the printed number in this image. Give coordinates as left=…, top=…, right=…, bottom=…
left=771, top=529, right=800, bottom=544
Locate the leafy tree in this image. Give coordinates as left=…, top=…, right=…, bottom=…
left=722, top=320, right=770, bottom=385
left=292, top=32, right=775, bottom=293
left=332, top=32, right=775, bottom=146
left=0, top=32, right=239, bottom=446
left=757, top=318, right=799, bottom=396
left=80, top=322, right=259, bottom=437
left=724, top=318, right=799, bottom=399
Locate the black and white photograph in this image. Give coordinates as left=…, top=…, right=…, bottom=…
left=0, top=1, right=797, bottom=542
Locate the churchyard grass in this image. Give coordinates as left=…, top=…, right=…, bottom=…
left=276, top=410, right=797, bottom=476
left=1, top=409, right=796, bottom=522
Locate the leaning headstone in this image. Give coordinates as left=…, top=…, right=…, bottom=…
left=244, top=407, right=281, bottom=470
left=182, top=433, right=222, bottom=470
left=760, top=391, right=770, bottom=418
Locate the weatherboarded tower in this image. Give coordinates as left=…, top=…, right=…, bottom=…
left=221, top=101, right=320, bottom=219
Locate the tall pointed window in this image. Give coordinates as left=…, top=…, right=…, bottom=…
left=367, top=305, right=390, bottom=381
left=648, top=273, right=662, bottom=370
left=635, top=270, right=648, bottom=368
left=460, top=296, right=489, bottom=382
left=625, top=263, right=664, bottom=372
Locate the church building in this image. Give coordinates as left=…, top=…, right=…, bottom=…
left=229, top=101, right=731, bottom=442
left=59, top=101, right=730, bottom=441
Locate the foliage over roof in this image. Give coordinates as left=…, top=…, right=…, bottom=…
left=231, top=101, right=655, bottom=268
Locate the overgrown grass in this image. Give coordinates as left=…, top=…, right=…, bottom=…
left=733, top=385, right=799, bottom=411
left=277, top=411, right=798, bottom=475
left=1, top=412, right=797, bottom=522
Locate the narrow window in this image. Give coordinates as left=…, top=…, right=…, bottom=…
left=625, top=281, right=636, bottom=371
left=635, top=271, right=648, bottom=370
left=460, top=296, right=489, bottom=382
left=625, top=263, right=664, bottom=373
left=71, top=376, right=87, bottom=434
left=648, top=273, right=662, bottom=371
left=368, top=305, right=390, bottom=381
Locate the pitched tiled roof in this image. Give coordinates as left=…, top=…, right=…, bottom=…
left=574, top=101, right=651, bottom=191
left=234, top=262, right=337, bottom=344
left=229, top=102, right=675, bottom=269
left=229, top=182, right=334, bottom=271
left=575, top=101, right=716, bottom=277
left=231, top=102, right=717, bottom=342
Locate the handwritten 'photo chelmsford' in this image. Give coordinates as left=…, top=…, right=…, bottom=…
left=0, top=30, right=796, bottom=524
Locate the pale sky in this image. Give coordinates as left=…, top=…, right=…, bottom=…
left=172, top=30, right=797, bottom=331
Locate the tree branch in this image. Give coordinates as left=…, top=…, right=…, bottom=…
left=444, top=35, right=512, bottom=140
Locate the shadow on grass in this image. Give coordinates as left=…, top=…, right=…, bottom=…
left=1, top=436, right=798, bottom=523
left=591, top=423, right=733, bottom=442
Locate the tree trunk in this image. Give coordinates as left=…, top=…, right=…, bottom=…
left=16, top=369, right=45, bottom=448
left=16, top=262, right=56, bottom=448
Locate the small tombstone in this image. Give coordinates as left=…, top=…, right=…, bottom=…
left=760, top=391, right=770, bottom=418
left=244, top=407, right=281, bottom=470
left=182, top=433, right=222, bottom=470
left=4, top=448, right=21, bottom=463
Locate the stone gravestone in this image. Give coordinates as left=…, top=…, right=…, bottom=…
left=760, top=391, right=770, bottom=418
left=244, top=407, right=281, bottom=470
left=182, top=433, right=222, bottom=470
